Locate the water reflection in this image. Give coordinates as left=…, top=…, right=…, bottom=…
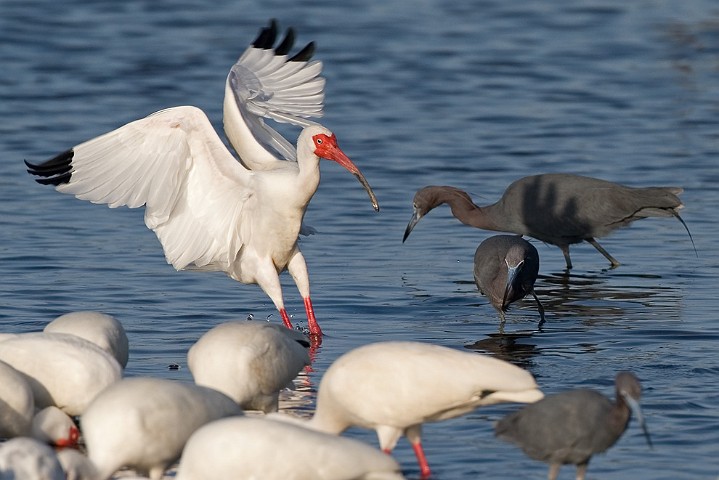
left=464, top=331, right=540, bottom=370
left=536, top=271, right=682, bottom=323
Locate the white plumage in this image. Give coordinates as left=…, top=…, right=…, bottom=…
left=0, top=360, right=78, bottom=447
left=0, top=333, right=121, bottom=416
left=188, top=321, right=310, bottom=412
left=26, top=20, right=378, bottom=342
left=0, top=437, right=65, bottom=480
left=44, top=311, right=129, bottom=368
left=175, top=416, right=405, bottom=480
left=306, top=341, right=544, bottom=478
left=80, top=377, right=242, bottom=480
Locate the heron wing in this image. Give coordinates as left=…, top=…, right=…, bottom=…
left=226, top=20, right=325, bottom=167
left=27, top=106, right=252, bottom=272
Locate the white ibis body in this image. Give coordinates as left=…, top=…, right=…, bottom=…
left=495, top=371, right=652, bottom=480
left=56, top=448, right=100, bottom=480
left=188, top=321, right=310, bottom=412
left=306, top=341, right=543, bottom=478
left=474, top=235, right=544, bottom=323
left=25, top=20, right=379, bottom=343
left=175, top=416, right=405, bottom=480
left=0, top=360, right=78, bottom=447
left=81, top=377, right=242, bottom=480
left=403, top=174, right=692, bottom=269
left=44, top=311, right=129, bottom=368
left=0, top=437, right=65, bottom=480
left=0, top=333, right=121, bottom=416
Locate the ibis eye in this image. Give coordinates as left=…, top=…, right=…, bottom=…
left=316, top=138, right=323, bottom=145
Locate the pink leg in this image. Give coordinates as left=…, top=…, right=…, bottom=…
left=304, top=297, right=323, bottom=341
left=411, top=441, right=431, bottom=478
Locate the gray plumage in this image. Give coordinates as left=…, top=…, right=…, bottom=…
left=403, top=173, right=693, bottom=269
left=473, top=235, right=544, bottom=322
left=495, top=371, right=652, bottom=480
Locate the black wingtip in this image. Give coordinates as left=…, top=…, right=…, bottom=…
left=25, top=149, right=74, bottom=186
left=289, top=41, right=315, bottom=62
left=275, top=28, right=295, bottom=56
left=253, top=19, right=278, bottom=49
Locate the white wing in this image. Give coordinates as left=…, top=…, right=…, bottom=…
left=224, top=20, right=325, bottom=169
left=26, top=106, right=253, bottom=272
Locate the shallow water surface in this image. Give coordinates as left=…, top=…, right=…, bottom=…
left=1, top=0, right=719, bottom=478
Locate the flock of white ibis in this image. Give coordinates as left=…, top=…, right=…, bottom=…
left=13, top=18, right=681, bottom=480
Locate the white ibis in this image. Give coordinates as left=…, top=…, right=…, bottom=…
left=0, top=360, right=78, bottom=447
left=473, top=235, right=545, bottom=323
left=188, top=321, right=310, bottom=413
left=0, top=333, right=122, bottom=416
left=175, top=416, right=405, bottom=480
left=305, top=341, right=544, bottom=478
left=403, top=174, right=694, bottom=269
left=80, top=377, right=242, bottom=480
left=0, top=437, right=65, bottom=480
left=44, top=311, right=129, bottom=368
left=56, top=448, right=100, bottom=480
left=24, top=20, right=379, bottom=343
left=30, top=406, right=79, bottom=448
left=495, top=371, right=652, bottom=480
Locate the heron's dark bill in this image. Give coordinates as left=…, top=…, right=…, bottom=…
left=623, top=393, right=653, bottom=449
left=403, top=209, right=421, bottom=242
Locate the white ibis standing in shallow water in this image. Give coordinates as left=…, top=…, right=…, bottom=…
left=304, top=341, right=544, bottom=478
left=495, top=371, right=652, bottom=480
left=24, top=20, right=379, bottom=344
left=473, top=235, right=545, bottom=323
left=403, top=174, right=694, bottom=269
left=188, top=321, right=310, bottom=413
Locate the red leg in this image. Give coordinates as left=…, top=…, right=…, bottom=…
left=303, top=297, right=323, bottom=341
left=412, top=441, right=431, bottom=478
left=279, top=308, right=293, bottom=330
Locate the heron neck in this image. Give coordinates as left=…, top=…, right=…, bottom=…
left=435, top=188, right=502, bottom=231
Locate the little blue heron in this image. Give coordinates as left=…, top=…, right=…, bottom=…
left=474, top=235, right=545, bottom=323
left=494, top=371, right=652, bottom=480
left=403, top=174, right=694, bottom=269
left=24, top=20, right=379, bottom=345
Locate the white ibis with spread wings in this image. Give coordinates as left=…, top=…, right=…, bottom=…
left=26, top=20, right=379, bottom=343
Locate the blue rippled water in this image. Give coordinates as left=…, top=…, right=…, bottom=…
left=2, top=0, right=719, bottom=478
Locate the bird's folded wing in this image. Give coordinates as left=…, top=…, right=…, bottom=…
left=28, top=106, right=252, bottom=271
left=227, top=20, right=325, bottom=165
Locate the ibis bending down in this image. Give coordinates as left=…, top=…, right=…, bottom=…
left=81, top=377, right=242, bottom=480
left=175, top=417, right=405, bottom=480
left=188, top=321, right=310, bottom=413
left=44, top=311, right=129, bottom=368
left=403, top=174, right=693, bottom=269
left=495, top=371, right=652, bottom=480
left=474, top=235, right=544, bottom=323
left=305, top=341, right=544, bottom=478
left=25, top=20, right=379, bottom=343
